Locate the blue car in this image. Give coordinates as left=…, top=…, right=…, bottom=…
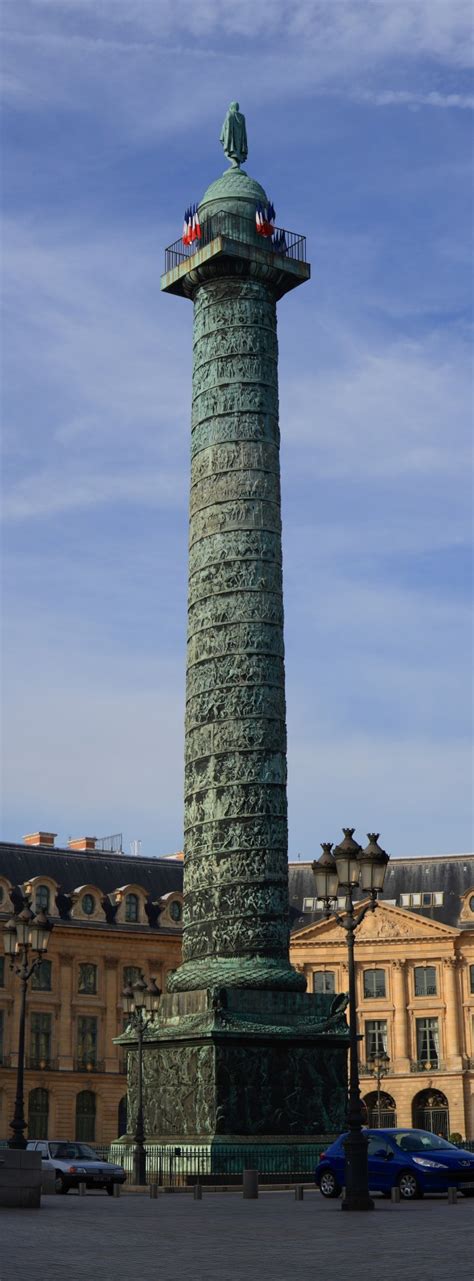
left=315, top=1129, right=474, bottom=1200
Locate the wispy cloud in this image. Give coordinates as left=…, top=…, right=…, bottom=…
left=352, top=88, right=474, bottom=109
left=2, top=0, right=472, bottom=131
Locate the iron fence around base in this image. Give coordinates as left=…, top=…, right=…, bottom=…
left=107, top=1141, right=331, bottom=1185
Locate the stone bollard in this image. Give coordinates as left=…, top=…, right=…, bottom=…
left=448, top=1186, right=457, bottom=1204
left=113, top=1183, right=121, bottom=1198
left=78, top=1182, right=86, bottom=1197
left=193, top=1183, right=202, bottom=1200
left=391, top=1186, right=400, bottom=1203
left=242, top=1168, right=258, bottom=1199
left=295, top=1185, right=304, bottom=1201
left=149, top=1183, right=158, bottom=1199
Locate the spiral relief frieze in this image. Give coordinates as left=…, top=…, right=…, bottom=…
left=170, top=273, right=300, bottom=991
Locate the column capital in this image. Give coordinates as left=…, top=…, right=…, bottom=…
left=58, top=951, right=73, bottom=964
left=393, top=958, right=406, bottom=971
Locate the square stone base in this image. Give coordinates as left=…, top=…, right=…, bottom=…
left=121, top=987, right=348, bottom=1150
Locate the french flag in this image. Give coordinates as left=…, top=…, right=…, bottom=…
left=192, top=203, right=202, bottom=241
left=182, top=207, right=191, bottom=245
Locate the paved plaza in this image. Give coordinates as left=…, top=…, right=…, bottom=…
left=1, top=1190, right=472, bottom=1281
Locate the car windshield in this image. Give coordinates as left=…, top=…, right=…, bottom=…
left=49, top=1143, right=99, bottom=1160
left=392, top=1131, right=455, bottom=1153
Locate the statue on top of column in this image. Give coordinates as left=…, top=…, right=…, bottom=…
left=220, top=102, right=248, bottom=168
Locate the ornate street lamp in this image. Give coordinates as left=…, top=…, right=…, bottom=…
left=122, top=974, right=160, bottom=1185
left=3, top=903, right=53, bottom=1148
left=312, top=829, right=389, bottom=1211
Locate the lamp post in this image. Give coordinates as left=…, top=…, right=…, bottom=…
left=312, top=829, right=389, bottom=1211
left=122, top=975, right=160, bottom=1185
left=368, top=1051, right=390, bottom=1127
left=3, top=904, right=53, bottom=1149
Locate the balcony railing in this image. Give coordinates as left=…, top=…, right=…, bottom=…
left=26, top=1056, right=58, bottom=1071
left=164, top=210, right=307, bottom=274
left=74, top=1058, right=104, bottom=1074
left=410, top=1059, right=443, bottom=1073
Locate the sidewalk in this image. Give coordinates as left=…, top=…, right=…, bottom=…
left=1, top=1189, right=471, bottom=1281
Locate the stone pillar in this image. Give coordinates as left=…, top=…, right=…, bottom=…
left=57, top=953, right=73, bottom=1069
left=443, top=958, right=461, bottom=1065
left=104, top=957, right=119, bottom=1073
left=392, top=960, right=410, bottom=1071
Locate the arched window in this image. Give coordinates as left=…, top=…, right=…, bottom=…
left=35, top=885, right=50, bottom=913
left=28, top=1087, right=49, bottom=1139
left=125, top=894, right=139, bottom=923
left=76, top=1091, right=96, bottom=1142
left=363, top=1091, right=397, bottom=1128
left=413, top=1088, right=449, bottom=1138
left=118, top=1095, right=128, bottom=1138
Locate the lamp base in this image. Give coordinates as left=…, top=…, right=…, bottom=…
left=341, top=1193, right=375, bottom=1211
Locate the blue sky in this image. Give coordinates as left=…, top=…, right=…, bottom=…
left=1, top=0, right=472, bottom=859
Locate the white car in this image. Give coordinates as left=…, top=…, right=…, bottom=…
left=27, top=1140, right=127, bottom=1194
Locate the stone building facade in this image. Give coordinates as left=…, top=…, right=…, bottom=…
left=289, top=854, right=474, bottom=1140
left=0, top=834, right=183, bottom=1146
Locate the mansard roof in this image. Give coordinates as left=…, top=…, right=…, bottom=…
left=289, top=853, right=474, bottom=933
left=0, top=840, right=183, bottom=904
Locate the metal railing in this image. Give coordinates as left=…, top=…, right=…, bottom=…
left=410, top=1059, right=443, bottom=1073
left=164, top=210, right=307, bottom=273
left=73, top=1058, right=104, bottom=1074
left=25, top=1056, right=58, bottom=1071
left=109, top=1141, right=330, bottom=1185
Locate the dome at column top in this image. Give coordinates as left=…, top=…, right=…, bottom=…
left=198, top=167, right=269, bottom=221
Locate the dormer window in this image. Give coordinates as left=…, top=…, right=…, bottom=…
left=35, top=885, right=50, bottom=913
left=81, top=894, right=95, bottom=916
left=125, top=893, right=139, bottom=923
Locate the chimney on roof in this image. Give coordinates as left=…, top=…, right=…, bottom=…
left=67, top=836, right=97, bottom=852
left=23, top=832, right=57, bottom=847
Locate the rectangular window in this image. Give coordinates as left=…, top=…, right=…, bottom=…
left=363, top=969, right=386, bottom=999
left=77, top=1016, right=98, bottom=1068
left=414, top=966, right=437, bottom=997
left=411, top=893, right=422, bottom=906
left=422, top=892, right=432, bottom=906
left=416, top=1017, right=439, bottom=1066
left=313, top=972, right=335, bottom=995
left=433, top=892, right=444, bottom=905
left=400, top=894, right=411, bottom=906
left=0, top=957, right=4, bottom=987
left=31, top=960, right=52, bottom=992
left=123, top=966, right=141, bottom=990
left=469, top=965, right=474, bottom=996
left=30, top=1013, right=52, bottom=1067
left=78, top=964, right=98, bottom=995
left=0, top=1010, right=3, bottom=1064
left=303, top=897, right=315, bottom=911
left=365, top=1020, right=388, bottom=1060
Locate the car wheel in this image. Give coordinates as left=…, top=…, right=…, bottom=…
left=398, top=1171, right=422, bottom=1200
left=319, top=1169, right=341, bottom=1198
left=55, top=1173, right=69, bottom=1195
